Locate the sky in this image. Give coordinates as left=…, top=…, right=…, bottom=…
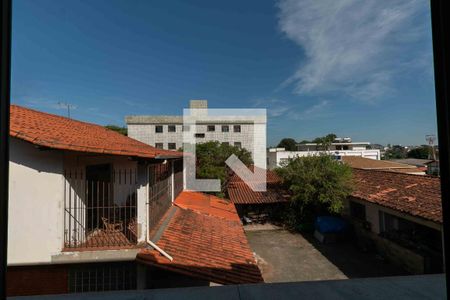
left=11, top=0, right=437, bottom=146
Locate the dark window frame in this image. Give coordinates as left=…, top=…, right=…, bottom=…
left=155, top=125, right=163, bottom=133
left=168, top=125, right=176, bottom=132
left=221, top=125, right=229, bottom=132
left=207, top=125, right=215, bottom=132
left=233, top=125, right=241, bottom=133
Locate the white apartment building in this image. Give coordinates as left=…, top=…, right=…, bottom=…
left=126, top=100, right=267, bottom=168
left=267, top=138, right=381, bottom=169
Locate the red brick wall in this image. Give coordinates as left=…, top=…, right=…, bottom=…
left=7, top=265, right=69, bottom=297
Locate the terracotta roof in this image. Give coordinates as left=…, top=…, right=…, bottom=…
left=174, top=191, right=240, bottom=221
left=342, top=156, right=424, bottom=174
left=137, top=191, right=263, bottom=285
left=10, top=105, right=182, bottom=159
left=352, top=169, right=442, bottom=224
left=227, top=167, right=288, bottom=204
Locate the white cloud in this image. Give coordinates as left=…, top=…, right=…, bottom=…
left=277, top=0, right=430, bottom=102
left=287, top=100, right=330, bottom=120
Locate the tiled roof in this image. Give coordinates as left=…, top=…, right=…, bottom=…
left=342, top=156, right=424, bottom=174
left=227, top=167, right=289, bottom=204
left=352, top=169, right=442, bottom=224
left=137, top=191, right=263, bottom=285
left=174, top=191, right=240, bottom=221
left=10, top=105, right=181, bottom=159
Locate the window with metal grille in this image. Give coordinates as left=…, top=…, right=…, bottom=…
left=233, top=125, right=241, bottom=132
left=207, top=125, right=215, bottom=132
left=155, top=125, right=163, bottom=133
left=155, top=143, right=164, bottom=149
left=221, top=125, right=229, bottom=132
left=68, top=262, right=137, bottom=293
left=168, top=143, right=176, bottom=150
left=234, top=142, right=242, bottom=149
left=168, top=125, right=176, bottom=132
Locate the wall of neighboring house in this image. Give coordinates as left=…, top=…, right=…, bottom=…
left=344, top=197, right=443, bottom=274
left=8, top=138, right=65, bottom=265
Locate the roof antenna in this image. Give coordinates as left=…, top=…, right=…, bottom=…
left=426, top=134, right=437, bottom=160
left=58, top=101, right=75, bottom=119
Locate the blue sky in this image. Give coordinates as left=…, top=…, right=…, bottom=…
left=11, top=0, right=436, bottom=146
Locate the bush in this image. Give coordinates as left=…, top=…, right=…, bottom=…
left=275, top=155, right=353, bottom=230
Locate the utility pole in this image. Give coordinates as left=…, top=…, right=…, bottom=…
left=426, top=134, right=437, bottom=160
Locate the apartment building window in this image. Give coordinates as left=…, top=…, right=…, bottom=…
left=155, top=125, right=163, bottom=133
left=68, top=262, right=137, bottom=293
left=182, top=125, right=190, bottom=132
left=168, top=125, right=176, bottom=132
left=168, top=143, right=177, bottom=150
left=195, top=133, right=205, bottom=138
left=222, top=125, right=229, bottom=132
left=233, top=125, right=241, bottom=133
left=155, top=143, right=164, bottom=149
left=222, top=142, right=229, bottom=146
left=234, top=142, right=242, bottom=149
left=207, top=125, right=215, bottom=132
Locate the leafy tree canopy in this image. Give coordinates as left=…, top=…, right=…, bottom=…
left=275, top=155, right=353, bottom=229
left=407, top=146, right=431, bottom=159
left=195, top=141, right=253, bottom=196
left=277, top=138, right=297, bottom=151
left=105, top=125, right=127, bottom=136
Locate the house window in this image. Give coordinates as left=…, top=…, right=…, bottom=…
left=349, top=201, right=366, bottom=221
left=68, top=262, right=137, bottom=293
left=233, top=125, right=241, bottom=133
left=234, top=142, right=242, bottom=149
left=222, top=142, right=229, bottom=146
left=195, top=133, right=205, bottom=138
left=222, top=125, right=229, bottom=132
left=168, top=143, right=176, bottom=150
left=207, top=125, right=215, bottom=132
left=168, top=125, right=176, bottom=132
left=155, top=125, right=163, bottom=133
left=182, top=125, right=190, bottom=132
left=155, top=143, right=164, bottom=149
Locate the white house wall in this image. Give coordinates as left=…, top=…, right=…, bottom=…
left=8, top=138, right=64, bottom=265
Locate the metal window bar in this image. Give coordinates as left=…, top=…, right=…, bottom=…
left=148, top=162, right=173, bottom=230
left=173, top=159, right=184, bottom=200
left=64, top=168, right=138, bottom=249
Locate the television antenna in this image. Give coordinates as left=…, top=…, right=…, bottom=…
left=58, top=102, right=75, bottom=119
left=426, top=134, right=437, bottom=160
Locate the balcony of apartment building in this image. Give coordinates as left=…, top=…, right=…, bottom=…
left=63, top=160, right=183, bottom=251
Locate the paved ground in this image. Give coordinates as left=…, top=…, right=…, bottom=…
left=245, top=228, right=409, bottom=283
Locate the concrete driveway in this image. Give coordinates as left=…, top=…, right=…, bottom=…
left=245, top=228, right=408, bottom=283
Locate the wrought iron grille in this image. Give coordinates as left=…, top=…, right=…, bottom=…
left=64, top=169, right=138, bottom=249
left=68, top=262, right=137, bottom=293
left=148, top=162, right=172, bottom=230
left=173, top=159, right=183, bottom=200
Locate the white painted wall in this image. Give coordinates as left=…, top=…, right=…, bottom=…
left=267, top=149, right=381, bottom=169
left=8, top=138, right=64, bottom=265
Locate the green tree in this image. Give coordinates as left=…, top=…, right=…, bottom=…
left=195, top=141, right=253, bottom=196
left=277, top=138, right=297, bottom=151
left=105, top=125, right=127, bottom=136
left=384, top=145, right=407, bottom=159
left=312, top=133, right=337, bottom=150
left=275, top=155, right=353, bottom=230
left=407, top=146, right=431, bottom=159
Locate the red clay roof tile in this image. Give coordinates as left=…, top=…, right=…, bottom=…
left=137, top=191, right=263, bottom=285
left=10, top=105, right=182, bottom=159
left=352, top=169, right=442, bottom=223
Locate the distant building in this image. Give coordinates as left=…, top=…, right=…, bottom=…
left=390, top=158, right=433, bottom=173
left=341, top=156, right=425, bottom=175
left=267, top=137, right=380, bottom=169
left=126, top=100, right=266, bottom=166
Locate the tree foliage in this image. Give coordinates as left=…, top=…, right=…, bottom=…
left=275, top=155, right=353, bottom=229
left=195, top=141, right=253, bottom=195
left=105, top=125, right=127, bottom=136
left=383, top=145, right=407, bottom=159
left=277, top=138, right=297, bottom=151
left=407, top=146, right=431, bottom=159
left=312, top=133, right=337, bottom=150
